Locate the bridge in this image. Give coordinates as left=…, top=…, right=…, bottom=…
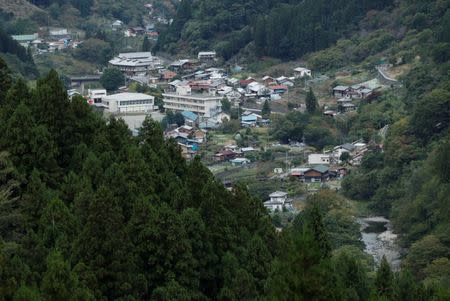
left=69, top=75, right=102, bottom=94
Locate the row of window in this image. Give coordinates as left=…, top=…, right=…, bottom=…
left=119, top=100, right=153, bottom=106
left=164, top=102, right=205, bottom=112
left=164, top=97, right=206, bottom=104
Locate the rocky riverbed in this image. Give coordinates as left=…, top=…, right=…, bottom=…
left=358, top=216, right=402, bottom=271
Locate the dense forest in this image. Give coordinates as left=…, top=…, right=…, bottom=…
left=1, top=58, right=449, bottom=299
left=155, top=0, right=393, bottom=60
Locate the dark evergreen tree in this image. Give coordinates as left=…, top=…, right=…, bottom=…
left=375, top=256, right=394, bottom=300
left=262, top=99, right=271, bottom=118
left=306, top=87, right=318, bottom=114
left=0, top=58, right=12, bottom=101
left=307, top=203, right=332, bottom=258
left=142, top=36, right=151, bottom=51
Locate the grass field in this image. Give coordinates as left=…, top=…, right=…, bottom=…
left=35, top=53, right=97, bottom=76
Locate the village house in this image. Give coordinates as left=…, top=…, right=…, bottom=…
left=246, top=82, right=268, bottom=95
left=181, top=111, right=198, bottom=126
left=11, top=33, right=39, bottom=48
left=262, top=76, right=276, bottom=85
left=239, top=78, right=255, bottom=88
left=331, top=141, right=368, bottom=164
left=165, top=124, right=206, bottom=145
left=263, top=191, right=292, bottom=211
left=87, top=89, right=107, bottom=106
left=308, top=153, right=331, bottom=165
left=230, top=157, right=250, bottom=166
left=161, top=70, right=177, bottom=82
left=290, top=165, right=330, bottom=182
left=270, top=85, right=288, bottom=95
left=170, top=59, right=196, bottom=72
left=333, top=85, right=352, bottom=98
left=340, top=102, right=357, bottom=112
left=294, top=67, right=312, bottom=78
left=198, top=51, right=216, bottom=61
left=241, top=112, right=261, bottom=127
left=112, top=20, right=124, bottom=30
left=49, top=29, right=69, bottom=40
left=275, top=76, right=295, bottom=87
left=214, top=149, right=238, bottom=162
left=178, top=143, right=197, bottom=160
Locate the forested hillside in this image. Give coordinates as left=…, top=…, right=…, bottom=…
left=155, top=0, right=393, bottom=60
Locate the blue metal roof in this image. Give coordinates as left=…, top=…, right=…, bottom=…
left=181, top=111, right=198, bottom=121
left=241, top=115, right=257, bottom=122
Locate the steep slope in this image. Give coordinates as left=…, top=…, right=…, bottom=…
left=0, top=0, right=42, bottom=18
left=0, top=28, right=39, bottom=78
left=155, top=0, right=394, bottom=60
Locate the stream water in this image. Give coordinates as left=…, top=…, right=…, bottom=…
left=358, top=216, right=402, bottom=271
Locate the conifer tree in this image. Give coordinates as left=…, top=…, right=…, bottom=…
left=306, top=87, right=318, bottom=113
left=265, top=229, right=341, bottom=300
left=41, top=251, right=91, bottom=301
left=0, top=57, right=11, bottom=102
left=262, top=99, right=271, bottom=118
left=308, top=203, right=332, bottom=258
left=375, top=256, right=394, bottom=299
left=142, top=36, right=151, bottom=51
left=12, top=285, right=41, bottom=301
left=334, top=251, right=370, bottom=301
left=39, top=199, right=76, bottom=254
left=0, top=152, right=20, bottom=240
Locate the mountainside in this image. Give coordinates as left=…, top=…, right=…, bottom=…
left=0, top=28, right=39, bottom=78
left=155, top=0, right=394, bottom=60
left=0, top=0, right=42, bottom=18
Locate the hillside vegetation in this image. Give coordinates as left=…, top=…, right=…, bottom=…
left=155, top=0, right=393, bottom=60
left=0, top=28, right=39, bottom=78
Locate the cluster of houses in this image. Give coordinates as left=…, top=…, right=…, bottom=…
left=213, top=145, right=257, bottom=165
left=112, top=2, right=176, bottom=38
left=325, top=80, right=382, bottom=115
left=164, top=124, right=207, bottom=160
left=111, top=20, right=160, bottom=40
left=69, top=49, right=314, bottom=134
left=286, top=140, right=369, bottom=183
left=11, top=28, right=81, bottom=54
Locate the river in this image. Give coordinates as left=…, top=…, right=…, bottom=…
left=358, top=216, right=402, bottom=271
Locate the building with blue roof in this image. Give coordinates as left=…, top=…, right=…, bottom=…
left=181, top=111, right=198, bottom=125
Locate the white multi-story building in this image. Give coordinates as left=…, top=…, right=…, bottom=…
left=197, top=51, right=216, bottom=61
left=102, top=92, right=155, bottom=114
left=108, top=52, right=162, bottom=76
left=162, top=85, right=222, bottom=118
